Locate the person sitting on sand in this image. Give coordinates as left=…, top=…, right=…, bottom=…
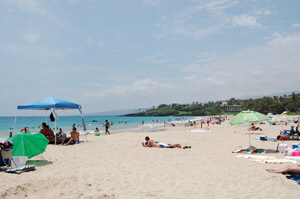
left=45, top=125, right=55, bottom=143
left=248, top=123, right=261, bottom=131
left=266, top=165, right=300, bottom=174
left=40, top=123, right=55, bottom=143
left=65, top=128, right=80, bottom=146
left=40, top=122, right=48, bottom=137
left=56, top=128, right=66, bottom=145
left=141, top=136, right=182, bottom=148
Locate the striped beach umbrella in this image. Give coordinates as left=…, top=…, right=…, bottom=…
left=269, top=114, right=292, bottom=123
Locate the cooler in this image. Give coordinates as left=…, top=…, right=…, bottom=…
left=278, top=144, right=288, bottom=153
left=260, top=135, right=267, bottom=141
left=11, top=156, right=28, bottom=168
left=292, top=143, right=300, bottom=149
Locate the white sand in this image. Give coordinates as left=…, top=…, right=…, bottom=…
left=1, top=119, right=300, bottom=199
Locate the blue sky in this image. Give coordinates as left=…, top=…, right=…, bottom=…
left=1, top=0, right=300, bottom=116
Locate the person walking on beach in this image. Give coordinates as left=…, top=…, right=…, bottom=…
left=104, top=120, right=110, bottom=135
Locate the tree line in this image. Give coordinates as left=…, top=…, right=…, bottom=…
left=124, top=92, right=300, bottom=116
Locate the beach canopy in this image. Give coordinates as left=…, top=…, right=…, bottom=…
left=17, top=97, right=81, bottom=110
left=14, top=97, right=87, bottom=143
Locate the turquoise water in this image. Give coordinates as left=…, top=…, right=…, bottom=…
left=0, top=115, right=198, bottom=141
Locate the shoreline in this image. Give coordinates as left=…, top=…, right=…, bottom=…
left=0, top=115, right=199, bottom=141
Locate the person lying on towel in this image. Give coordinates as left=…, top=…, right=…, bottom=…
left=141, top=136, right=182, bottom=148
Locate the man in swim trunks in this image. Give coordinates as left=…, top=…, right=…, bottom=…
left=104, top=120, right=110, bottom=135
left=141, top=136, right=182, bottom=148
left=65, top=128, right=80, bottom=146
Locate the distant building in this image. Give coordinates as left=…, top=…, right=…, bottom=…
left=222, top=105, right=242, bottom=112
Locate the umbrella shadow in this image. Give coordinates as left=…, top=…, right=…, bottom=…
left=26, top=160, right=53, bottom=167
left=264, top=149, right=279, bottom=154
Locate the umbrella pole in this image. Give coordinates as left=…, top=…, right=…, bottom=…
left=54, top=119, right=57, bottom=145
left=248, top=129, right=251, bottom=147
left=13, top=110, right=19, bottom=135
left=22, top=136, right=25, bottom=157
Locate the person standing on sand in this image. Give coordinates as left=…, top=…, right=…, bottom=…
left=104, top=120, right=110, bottom=135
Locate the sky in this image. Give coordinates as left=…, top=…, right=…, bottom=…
left=1, top=0, right=300, bottom=116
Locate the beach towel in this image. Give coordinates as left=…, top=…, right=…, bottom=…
left=236, top=154, right=274, bottom=159
left=286, top=174, right=300, bottom=185
left=254, top=137, right=277, bottom=142
left=253, top=159, right=297, bottom=164
left=235, top=155, right=297, bottom=164
left=6, top=165, right=36, bottom=174
left=187, top=129, right=210, bottom=132
left=232, top=149, right=266, bottom=154
left=66, top=141, right=85, bottom=145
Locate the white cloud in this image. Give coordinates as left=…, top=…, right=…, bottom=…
left=140, top=53, right=171, bottom=64
left=197, top=52, right=217, bottom=63
left=98, top=41, right=105, bottom=47
left=231, top=14, right=261, bottom=28
left=183, top=63, right=202, bottom=73
left=251, top=9, right=272, bottom=16
left=143, top=0, right=160, bottom=6
left=86, top=37, right=94, bottom=45
left=7, top=0, right=57, bottom=20
left=87, top=79, right=174, bottom=100
left=86, top=37, right=105, bottom=47
left=267, top=32, right=300, bottom=47
left=185, top=75, right=195, bottom=80
left=64, top=0, right=81, bottom=4
left=22, top=31, right=40, bottom=43
left=292, top=23, right=300, bottom=28
left=154, top=0, right=267, bottom=40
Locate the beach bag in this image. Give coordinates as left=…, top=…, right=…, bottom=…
left=50, top=113, right=55, bottom=122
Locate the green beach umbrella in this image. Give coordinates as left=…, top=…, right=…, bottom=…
left=230, top=110, right=269, bottom=147
left=7, top=133, right=49, bottom=159
left=230, top=110, right=269, bottom=125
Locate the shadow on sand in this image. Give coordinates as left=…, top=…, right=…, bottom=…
left=26, top=160, right=53, bottom=167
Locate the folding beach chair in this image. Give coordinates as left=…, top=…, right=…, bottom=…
left=0, top=141, right=13, bottom=167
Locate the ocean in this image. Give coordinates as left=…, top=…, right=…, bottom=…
left=0, top=115, right=199, bottom=141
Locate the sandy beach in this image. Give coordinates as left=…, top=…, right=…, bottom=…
left=1, top=118, right=300, bottom=199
